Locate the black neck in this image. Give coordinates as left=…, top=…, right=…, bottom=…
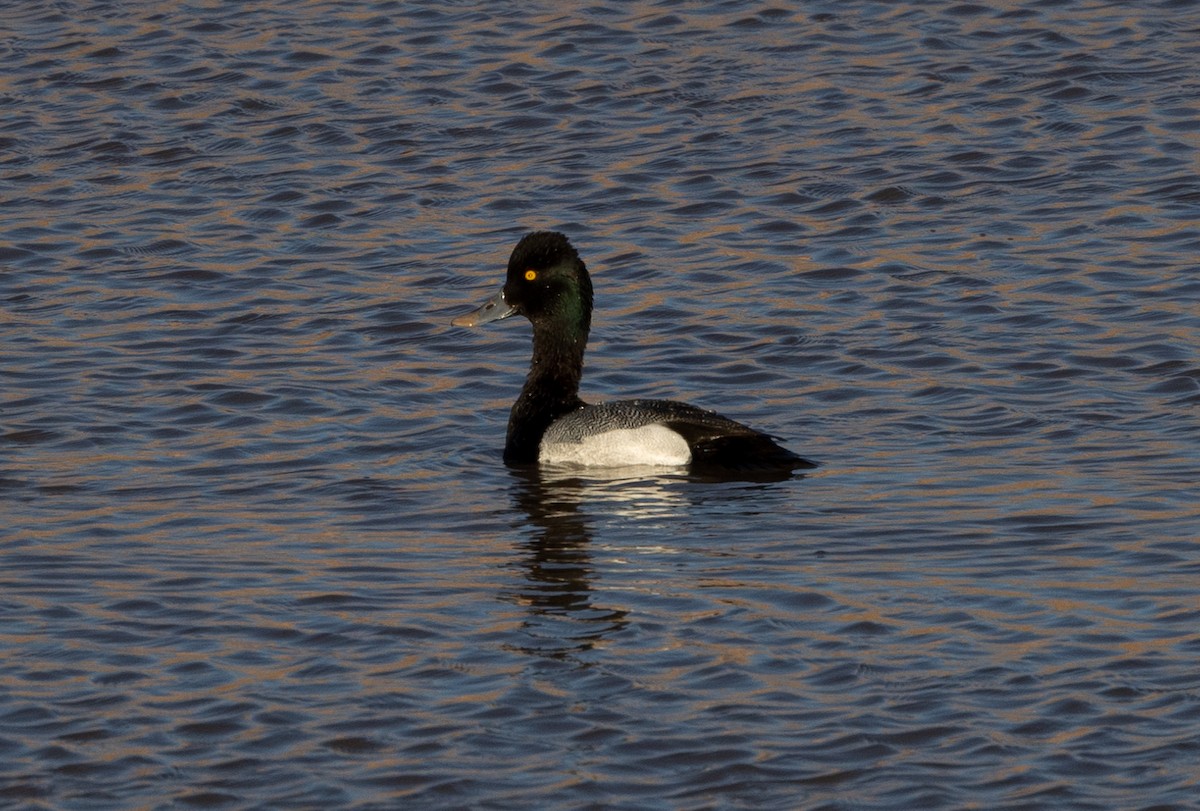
left=503, top=323, right=587, bottom=464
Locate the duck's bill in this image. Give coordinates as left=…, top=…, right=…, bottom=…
left=452, top=288, right=516, bottom=327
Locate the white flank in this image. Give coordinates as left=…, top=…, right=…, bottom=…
left=540, top=424, right=691, bottom=468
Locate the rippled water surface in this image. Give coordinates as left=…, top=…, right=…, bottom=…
left=3, top=1, right=1199, bottom=808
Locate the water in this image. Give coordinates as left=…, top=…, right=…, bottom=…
left=2, top=0, right=1199, bottom=808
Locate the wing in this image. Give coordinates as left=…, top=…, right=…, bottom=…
left=545, top=399, right=815, bottom=472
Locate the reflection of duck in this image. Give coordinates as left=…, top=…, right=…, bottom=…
left=454, top=231, right=816, bottom=476
left=505, top=464, right=803, bottom=657
left=506, top=467, right=628, bottom=657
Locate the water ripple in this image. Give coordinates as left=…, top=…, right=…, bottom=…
left=2, top=0, right=1198, bottom=808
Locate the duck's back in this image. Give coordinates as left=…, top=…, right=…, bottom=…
left=540, top=399, right=814, bottom=472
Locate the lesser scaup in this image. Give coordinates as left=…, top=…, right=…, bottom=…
left=453, top=231, right=815, bottom=473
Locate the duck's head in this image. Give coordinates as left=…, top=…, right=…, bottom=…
left=453, top=231, right=593, bottom=336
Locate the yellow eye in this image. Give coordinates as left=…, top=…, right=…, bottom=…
left=524, top=269, right=537, bottom=281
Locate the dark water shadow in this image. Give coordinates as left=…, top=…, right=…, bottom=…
left=502, top=465, right=628, bottom=659
left=501, top=463, right=815, bottom=658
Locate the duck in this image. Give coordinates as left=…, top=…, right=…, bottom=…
left=452, top=231, right=816, bottom=474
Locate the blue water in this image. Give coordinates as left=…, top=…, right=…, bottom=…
left=2, top=1, right=1199, bottom=808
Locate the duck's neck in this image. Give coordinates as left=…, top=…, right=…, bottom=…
left=504, top=322, right=588, bottom=464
